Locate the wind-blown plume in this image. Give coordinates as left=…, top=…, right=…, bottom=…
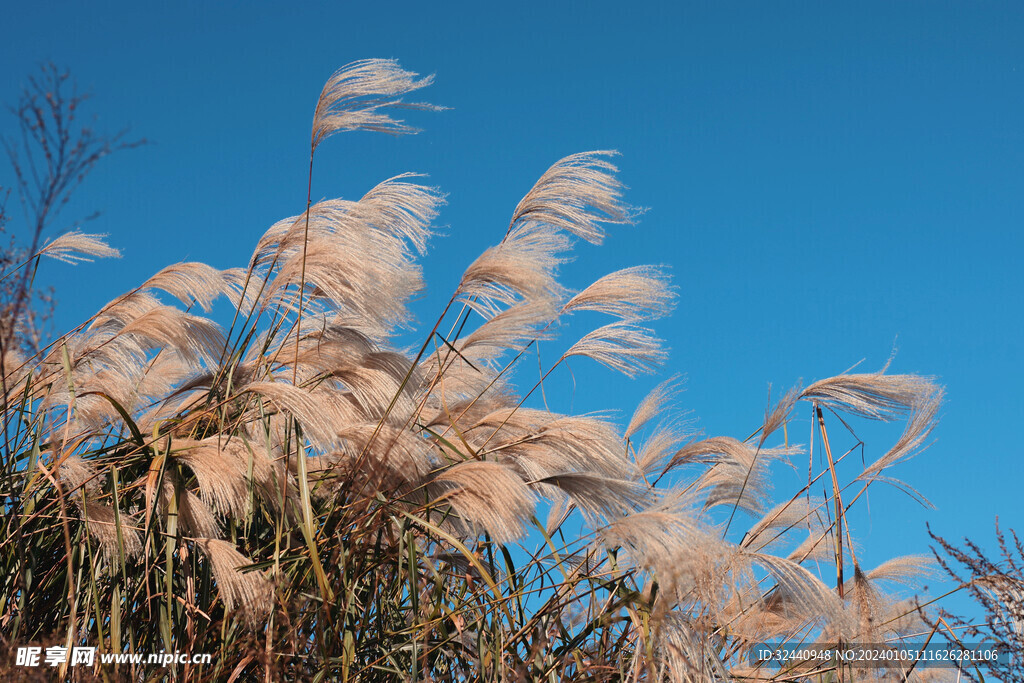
left=458, top=298, right=557, bottom=363
left=311, top=58, right=439, bottom=150
left=429, top=461, right=535, bottom=543
left=142, top=262, right=237, bottom=312
left=58, top=458, right=143, bottom=562
left=508, top=151, right=634, bottom=244
left=563, top=265, right=675, bottom=321
left=40, top=231, right=121, bottom=264
left=800, top=372, right=938, bottom=421
left=196, top=538, right=273, bottom=626
left=858, top=388, right=943, bottom=481
left=626, top=374, right=683, bottom=439
left=455, top=223, right=569, bottom=318
left=562, top=322, right=666, bottom=378
left=760, top=384, right=800, bottom=444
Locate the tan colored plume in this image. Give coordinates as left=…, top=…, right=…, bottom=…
left=311, top=58, right=439, bottom=150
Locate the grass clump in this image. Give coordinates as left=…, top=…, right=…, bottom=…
left=1, top=59, right=954, bottom=681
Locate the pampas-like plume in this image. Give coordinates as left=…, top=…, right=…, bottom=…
left=195, top=538, right=273, bottom=626
left=472, top=412, right=635, bottom=482
left=799, top=372, right=938, bottom=421
left=741, top=497, right=825, bottom=554
left=58, top=456, right=103, bottom=495
left=664, top=437, right=799, bottom=514
left=456, top=223, right=569, bottom=318
left=600, top=509, right=719, bottom=583
left=760, top=384, right=800, bottom=444
left=58, top=458, right=143, bottom=562
left=747, top=551, right=845, bottom=629
left=562, top=322, right=666, bottom=378
left=534, top=473, right=650, bottom=525
left=243, top=381, right=346, bottom=449
left=858, top=388, right=943, bottom=481
left=429, top=461, right=535, bottom=543
left=838, top=557, right=936, bottom=641
left=173, top=437, right=280, bottom=518
left=142, top=262, right=238, bottom=312
left=635, top=424, right=690, bottom=478
left=626, top=374, right=683, bottom=439
left=353, top=174, right=444, bottom=255
left=563, top=265, right=675, bottom=321
left=458, top=298, right=558, bottom=363
left=116, top=305, right=226, bottom=366
left=76, top=500, right=144, bottom=562
left=662, top=436, right=756, bottom=473
left=39, top=231, right=121, bottom=264
left=508, top=151, right=634, bottom=244
left=264, top=228, right=424, bottom=340
left=311, top=59, right=438, bottom=150
left=158, top=471, right=221, bottom=538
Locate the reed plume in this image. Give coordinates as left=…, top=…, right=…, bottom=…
left=0, top=60, right=954, bottom=682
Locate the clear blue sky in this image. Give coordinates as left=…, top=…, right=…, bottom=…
left=3, top=1, right=1022, bottom=622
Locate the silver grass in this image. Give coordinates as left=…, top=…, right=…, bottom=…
left=195, top=538, right=273, bottom=626
left=840, top=565, right=890, bottom=641
left=173, top=437, right=279, bottom=518
left=265, top=234, right=423, bottom=340
left=663, top=435, right=764, bottom=473
left=626, top=374, right=683, bottom=439
left=334, top=352, right=419, bottom=418
left=352, top=174, right=444, bottom=255
left=741, top=497, right=826, bottom=554
left=142, top=262, right=238, bottom=312
left=600, top=509, right=721, bottom=584
left=59, top=459, right=143, bottom=562
left=311, top=58, right=438, bottom=150
left=684, top=440, right=805, bottom=515
left=786, top=531, right=837, bottom=564
left=455, top=222, right=570, bottom=318
left=429, top=461, right=535, bottom=543
left=0, top=346, right=27, bottom=385
left=39, top=231, right=121, bottom=264
left=534, top=473, right=650, bottom=525
left=635, top=423, right=691, bottom=478
left=563, top=265, right=675, bottom=321
left=255, top=180, right=440, bottom=267
left=88, top=291, right=164, bottom=331
left=799, top=371, right=939, bottom=421
left=75, top=499, right=144, bottom=563
left=63, top=367, right=145, bottom=430
left=747, top=551, right=845, bottom=630
left=760, top=384, right=800, bottom=444
left=475, top=413, right=635, bottom=482
left=860, top=554, right=937, bottom=588
left=243, top=381, right=347, bottom=449
left=159, top=472, right=221, bottom=538
left=334, top=422, right=437, bottom=487
left=858, top=388, right=943, bottom=481
left=654, top=614, right=730, bottom=682
left=458, top=298, right=558, bottom=363
left=115, top=305, right=225, bottom=366
left=562, top=322, right=666, bottom=377
left=420, top=355, right=504, bottom=403
left=58, top=456, right=103, bottom=495
left=697, top=460, right=772, bottom=514
left=132, top=350, right=195, bottom=400
left=508, top=151, right=634, bottom=244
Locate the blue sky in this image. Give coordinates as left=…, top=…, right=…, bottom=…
left=3, top=1, right=1022, bottom=623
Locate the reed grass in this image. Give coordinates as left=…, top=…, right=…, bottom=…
left=0, top=59, right=956, bottom=681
